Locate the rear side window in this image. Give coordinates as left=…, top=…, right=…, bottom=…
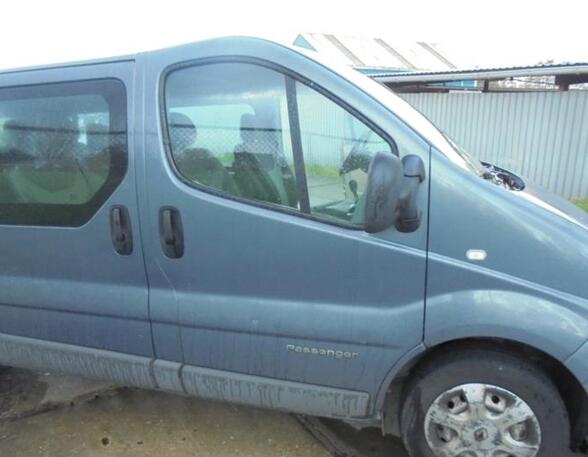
left=163, top=62, right=395, bottom=227
left=0, top=79, right=127, bottom=226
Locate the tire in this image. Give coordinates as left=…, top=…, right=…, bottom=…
left=399, top=346, right=570, bottom=457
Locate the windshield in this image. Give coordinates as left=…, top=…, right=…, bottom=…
left=441, top=133, right=486, bottom=176
left=292, top=45, right=489, bottom=176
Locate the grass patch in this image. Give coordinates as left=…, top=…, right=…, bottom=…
left=573, top=199, right=588, bottom=212
left=306, top=164, right=340, bottom=178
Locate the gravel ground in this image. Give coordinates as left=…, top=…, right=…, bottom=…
left=0, top=368, right=582, bottom=457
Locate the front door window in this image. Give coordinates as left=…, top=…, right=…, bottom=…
left=164, top=61, right=396, bottom=227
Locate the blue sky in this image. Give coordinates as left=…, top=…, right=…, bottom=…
left=1, top=0, right=586, bottom=70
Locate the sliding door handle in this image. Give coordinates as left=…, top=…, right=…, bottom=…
left=159, top=207, right=184, bottom=259
left=110, top=206, right=133, bottom=255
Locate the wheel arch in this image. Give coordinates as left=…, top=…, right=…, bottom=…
left=378, top=337, right=588, bottom=450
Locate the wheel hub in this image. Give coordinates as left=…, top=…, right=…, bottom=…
left=424, top=383, right=542, bottom=457
left=474, top=427, right=488, bottom=442
left=474, top=427, right=488, bottom=441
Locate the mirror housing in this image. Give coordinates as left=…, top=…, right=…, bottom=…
left=396, top=155, right=426, bottom=233
left=364, top=153, right=426, bottom=234
left=364, top=152, right=403, bottom=233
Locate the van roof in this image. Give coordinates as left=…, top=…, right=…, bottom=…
left=0, top=52, right=137, bottom=76
left=0, top=36, right=284, bottom=76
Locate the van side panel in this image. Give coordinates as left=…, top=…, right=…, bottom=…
left=0, top=62, right=152, bottom=357
left=425, top=149, right=588, bottom=362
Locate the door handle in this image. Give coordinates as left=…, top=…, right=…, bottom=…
left=159, top=207, right=184, bottom=259
left=110, top=206, right=133, bottom=255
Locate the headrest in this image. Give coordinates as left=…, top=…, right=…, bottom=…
left=36, top=117, right=78, bottom=162
left=85, top=122, right=109, bottom=152
left=169, top=112, right=197, bottom=153
left=240, top=113, right=257, bottom=142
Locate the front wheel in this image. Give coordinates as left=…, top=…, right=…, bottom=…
left=400, top=347, right=570, bottom=457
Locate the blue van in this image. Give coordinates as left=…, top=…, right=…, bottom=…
left=0, top=37, right=586, bottom=457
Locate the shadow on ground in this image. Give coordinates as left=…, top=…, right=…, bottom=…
left=0, top=366, right=48, bottom=420
left=296, top=415, right=407, bottom=457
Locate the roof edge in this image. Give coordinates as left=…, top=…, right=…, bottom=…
left=371, top=63, right=588, bottom=83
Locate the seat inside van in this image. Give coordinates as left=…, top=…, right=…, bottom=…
left=232, top=113, right=297, bottom=208
left=168, top=112, right=238, bottom=194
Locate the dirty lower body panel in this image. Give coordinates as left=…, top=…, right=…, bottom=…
left=0, top=332, right=370, bottom=419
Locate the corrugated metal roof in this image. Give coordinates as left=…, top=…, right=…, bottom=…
left=370, top=62, right=588, bottom=83
left=293, top=33, right=457, bottom=71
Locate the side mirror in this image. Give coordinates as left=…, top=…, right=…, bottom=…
left=396, top=155, right=426, bottom=233
left=364, top=152, right=426, bottom=234
left=364, top=152, right=403, bottom=233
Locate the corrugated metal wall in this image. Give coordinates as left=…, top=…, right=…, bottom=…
left=398, top=91, right=588, bottom=199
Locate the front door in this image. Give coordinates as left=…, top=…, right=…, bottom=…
left=0, top=63, right=153, bottom=386
left=140, top=43, right=430, bottom=417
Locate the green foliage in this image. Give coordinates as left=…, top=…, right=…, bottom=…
left=306, top=164, right=340, bottom=178
left=216, top=152, right=235, bottom=166
left=573, top=199, right=588, bottom=212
